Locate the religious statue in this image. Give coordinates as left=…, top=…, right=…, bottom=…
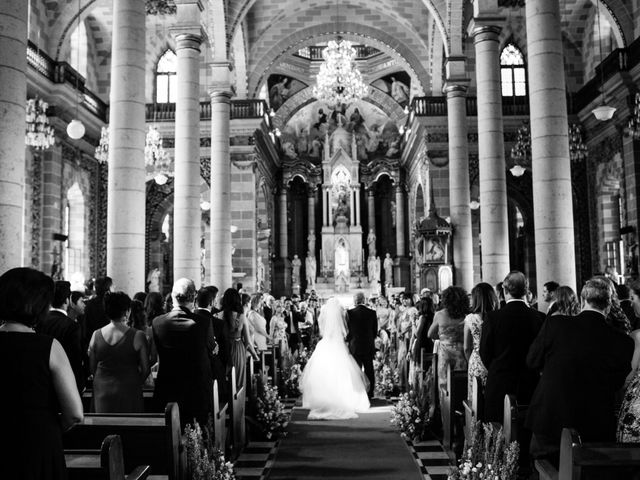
left=256, top=253, right=265, bottom=290
left=383, top=253, right=394, bottom=285
left=366, top=229, right=377, bottom=257
left=269, top=76, right=289, bottom=111
left=424, top=237, right=445, bottom=262
left=335, top=240, right=349, bottom=278
left=390, top=76, right=410, bottom=106
left=308, top=230, right=316, bottom=254
left=334, top=189, right=350, bottom=223
left=51, top=245, right=63, bottom=281
left=147, top=267, right=161, bottom=293
left=367, top=254, right=381, bottom=284
left=305, top=252, right=316, bottom=288
left=291, top=254, right=302, bottom=285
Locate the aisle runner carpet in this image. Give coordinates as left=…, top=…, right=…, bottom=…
left=266, top=399, right=425, bottom=479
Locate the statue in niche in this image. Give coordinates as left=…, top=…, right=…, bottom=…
left=367, top=229, right=377, bottom=257
left=383, top=253, right=394, bottom=285
left=269, top=76, right=290, bottom=111
left=333, top=188, right=350, bottom=224
left=291, top=254, right=302, bottom=285
left=305, top=252, right=316, bottom=288
left=256, top=251, right=265, bottom=290
left=147, top=267, right=161, bottom=293
left=282, top=141, right=297, bottom=159
left=308, top=230, right=316, bottom=254
left=367, top=254, right=381, bottom=284
left=391, top=76, right=410, bottom=106
left=296, top=126, right=309, bottom=155
left=424, top=237, right=445, bottom=262
left=335, top=240, right=349, bottom=278
left=51, top=245, right=63, bottom=281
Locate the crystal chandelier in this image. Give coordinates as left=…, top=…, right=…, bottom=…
left=312, top=38, right=368, bottom=107
left=625, top=92, right=640, bottom=140
left=145, top=125, right=172, bottom=185
left=510, top=120, right=530, bottom=176
left=569, top=123, right=588, bottom=162
left=25, top=97, right=55, bottom=150
left=591, top=0, right=616, bottom=121
left=95, top=125, right=109, bottom=163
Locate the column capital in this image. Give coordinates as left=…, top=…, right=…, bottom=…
left=308, top=187, right=318, bottom=196
left=468, top=19, right=503, bottom=42
left=367, top=187, right=375, bottom=196
left=394, top=183, right=406, bottom=194
left=173, top=32, right=204, bottom=51
left=444, top=82, right=470, bottom=97
left=209, top=89, right=233, bottom=102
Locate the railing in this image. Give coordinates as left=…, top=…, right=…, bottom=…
left=26, top=41, right=108, bottom=121
left=294, top=44, right=381, bottom=60
left=411, top=95, right=529, bottom=117
left=146, top=99, right=268, bottom=122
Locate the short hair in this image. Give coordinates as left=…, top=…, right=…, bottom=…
left=70, top=291, right=85, bottom=305
left=544, top=281, right=560, bottom=293
left=616, top=284, right=630, bottom=301
left=250, top=293, right=263, bottom=310
left=581, top=277, right=612, bottom=311
left=196, top=287, right=216, bottom=308
left=0, top=268, right=54, bottom=328
left=94, top=276, right=113, bottom=297
left=353, top=291, right=366, bottom=305
left=503, top=271, right=527, bottom=298
left=222, top=288, right=243, bottom=314
left=470, top=282, right=499, bottom=315
left=554, top=286, right=580, bottom=316
left=171, top=278, right=196, bottom=305
left=144, top=291, right=164, bottom=325
left=127, top=299, right=146, bottom=330
left=441, top=286, right=470, bottom=319
left=52, top=281, right=71, bottom=308
left=103, top=291, right=131, bottom=321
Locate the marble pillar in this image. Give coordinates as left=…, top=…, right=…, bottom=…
left=107, top=0, right=146, bottom=293
left=172, top=33, right=202, bottom=285
left=526, top=0, right=576, bottom=297
left=209, top=86, right=233, bottom=290
left=354, top=186, right=361, bottom=226
left=395, top=185, right=406, bottom=257
left=308, top=189, right=316, bottom=248
left=367, top=189, right=376, bottom=231
left=445, top=81, right=474, bottom=292
left=279, top=187, right=288, bottom=258
left=0, top=0, right=27, bottom=272
left=470, top=22, right=510, bottom=285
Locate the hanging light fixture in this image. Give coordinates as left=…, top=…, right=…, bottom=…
left=625, top=92, right=640, bottom=139
left=568, top=123, right=588, bottom=162
left=67, top=0, right=85, bottom=139
left=509, top=120, right=530, bottom=176
left=591, top=0, right=616, bottom=121
left=25, top=97, right=55, bottom=150
left=145, top=124, right=172, bottom=185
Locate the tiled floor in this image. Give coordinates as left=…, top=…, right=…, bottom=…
left=406, top=438, right=452, bottom=480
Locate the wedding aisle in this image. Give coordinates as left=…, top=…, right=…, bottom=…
left=266, top=399, right=424, bottom=479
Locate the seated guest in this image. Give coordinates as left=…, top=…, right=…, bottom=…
left=36, top=280, right=84, bottom=393
left=154, top=278, right=214, bottom=426
left=463, top=282, right=499, bottom=404
left=0, top=268, right=83, bottom=480
left=480, top=271, right=544, bottom=423
left=89, top=292, right=149, bottom=413
left=527, top=277, right=633, bottom=463
left=428, top=286, right=469, bottom=389
left=551, top=286, right=580, bottom=316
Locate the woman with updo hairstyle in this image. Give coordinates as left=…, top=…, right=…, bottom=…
left=429, top=285, right=469, bottom=389
left=0, top=267, right=83, bottom=480
left=552, top=285, right=580, bottom=316
left=89, top=291, right=149, bottom=413
left=222, top=288, right=259, bottom=390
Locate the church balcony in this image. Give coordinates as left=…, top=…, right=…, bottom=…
left=145, top=99, right=268, bottom=122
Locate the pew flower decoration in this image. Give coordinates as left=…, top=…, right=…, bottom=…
left=284, top=363, right=302, bottom=397
left=253, top=378, right=289, bottom=440
left=448, top=421, right=519, bottom=480
left=184, top=421, right=236, bottom=480
left=296, top=346, right=311, bottom=370
left=390, top=390, right=430, bottom=442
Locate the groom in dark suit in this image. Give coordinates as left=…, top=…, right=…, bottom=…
left=346, top=291, right=377, bottom=398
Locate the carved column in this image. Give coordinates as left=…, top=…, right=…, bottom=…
left=354, top=185, right=361, bottom=226
left=107, top=0, right=146, bottom=293
left=367, top=188, right=376, bottom=231
left=322, top=186, right=330, bottom=226
left=0, top=0, right=27, bottom=271
left=172, top=30, right=203, bottom=285
left=526, top=0, right=576, bottom=299
left=209, top=66, right=233, bottom=290
left=279, top=186, right=288, bottom=258
left=469, top=20, right=510, bottom=285
left=445, top=68, right=474, bottom=292
left=395, top=184, right=406, bottom=257
left=307, top=188, right=316, bottom=251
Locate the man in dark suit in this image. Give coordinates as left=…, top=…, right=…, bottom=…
left=153, top=278, right=213, bottom=427
left=346, top=291, right=378, bottom=398
left=525, top=277, right=634, bottom=464
left=283, top=298, right=300, bottom=354
left=83, top=276, right=112, bottom=347
left=36, top=281, right=84, bottom=393
left=480, top=271, right=544, bottom=423
left=195, top=286, right=227, bottom=403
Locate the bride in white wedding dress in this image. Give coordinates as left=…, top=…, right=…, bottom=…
left=300, top=297, right=370, bottom=419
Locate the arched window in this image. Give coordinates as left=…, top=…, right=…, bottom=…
left=70, top=20, right=88, bottom=78
left=156, top=50, right=177, bottom=103
left=500, top=44, right=527, bottom=97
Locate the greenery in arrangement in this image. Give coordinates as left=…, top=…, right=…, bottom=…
left=390, top=368, right=433, bottom=442
left=145, top=0, right=176, bottom=15
left=373, top=349, right=398, bottom=396
left=250, top=376, right=289, bottom=440
left=283, top=363, right=302, bottom=397
left=448, top=421, right=519, bottom=480
left=184, top=420, right=236, bottom=480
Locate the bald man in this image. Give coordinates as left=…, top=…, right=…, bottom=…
left=152, top=278, right=214, bottom=427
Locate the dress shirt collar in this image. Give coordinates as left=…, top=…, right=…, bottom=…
left=506, top=298, right=527, bottom=305
left=50, top=307, right=68, bottom=316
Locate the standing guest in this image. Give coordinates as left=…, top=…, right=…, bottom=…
left=270, top=300, right=290, bottom=357
left=541, top=281, right=559, bottom=315
left=283, top=297, right=300, bottom=354
left=480, top=271, right=544, bottom=423
left=618, top=283, right=640, bottom=331
left=222, top=288, right=260, bottom=390
left=153, top=278, right=214, bottom=426
left=127, top=299, right=146, bottom=332
left=195, top=287, right=226, bottom=404
left=376, top=295, right=396, bottom=340
left=84, top=276, right=113, bottom=346
left=631, top=281, right=640, bottom=325
left=68, top=291, right=86, bottom=322
left=133, top=291, right=147, bottom=304
left=599, top=276, right=632, bottom=334
left=617, top=282, right=640, bottom=442
left=298, top=301, right=314, bottom=349
left=495, top=282, right=506, bottom=309
left=527, top=277, right=633, bottom=462
left=551, top=286, right=580, bottom=316
left=397, top=293, right=418, bottom=391
left=0, top=268, right=83, bottom=480
left=463, top=282, right=499, bottom=404
left=412, top=288, right=436, bottom=367
left=428, top=286, right=469, bottom=389
left=346, top=291, right=378, bottom=398
left=36, top=280, right=85, bottom=393
left=163, top=292, right=173, bottom=313
left=247, top=293, right=270, bottom=352
left=89, top=292, right=149, bottom=413
left=262, top=294, right=274, bottom=324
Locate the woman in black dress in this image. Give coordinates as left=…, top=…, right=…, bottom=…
left=0, top=268, right=83, bottom=480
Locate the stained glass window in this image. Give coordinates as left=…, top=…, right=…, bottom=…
left=156, top=50, right=177, bottom=103
left=500, top=44, right=527, bottom=97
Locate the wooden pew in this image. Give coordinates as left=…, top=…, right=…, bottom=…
left=536, top=428, right=640, bottom=480
left=82, top=389, right=157, bottom=413
left=66, top=434, right=150, bottom=480
left=462, top=376, right=484, bottom=446
left=229, top=366, right=247, bottom=457
left=64, top=402, right=183, bottom=480
left=438, top=362, right=468, bottom=455
left=212, top=380, right=228, bottom=451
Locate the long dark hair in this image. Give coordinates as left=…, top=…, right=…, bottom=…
left=470, top=282, right=499, bottom=321
left=0, top=268, right=54, bottom=328
left=222, top=288, right=243, bottom=327
left=144, top=292, right=164, bottom=326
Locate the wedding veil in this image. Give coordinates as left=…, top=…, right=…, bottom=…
left=318, top=297, right=347, bottom=340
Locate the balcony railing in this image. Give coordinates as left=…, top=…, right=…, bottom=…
left=294, top=44, right=381, bottom=60
left=146, top=99, right=268, bottom=122
left=411, top=95, right=529, bottom=117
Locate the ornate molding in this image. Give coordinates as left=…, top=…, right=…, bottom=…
left=31, top=154, right=43, bottom=269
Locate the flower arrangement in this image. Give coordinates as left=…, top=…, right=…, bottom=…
left=448, top=421, right=519, bottom=480
left=390, top=389, right=431, bottom=442
left=250, top=376, right=289, bottom=440
left=283, top=363, right=302, bottom=398
left=374, top=349, right=398, bottom=396
left=295, top=346, right=311, bottom=370
left=184, top=420, right=236, bottom=480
